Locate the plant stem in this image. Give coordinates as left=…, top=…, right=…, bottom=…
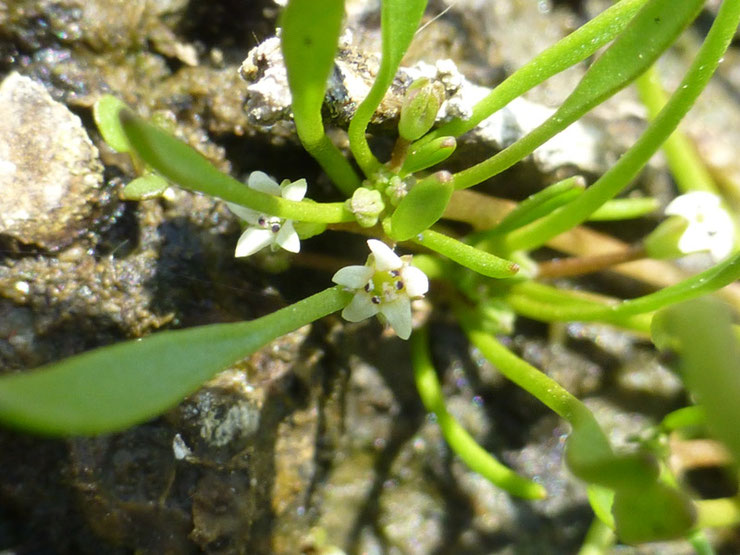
left=536, top=245, right=647, bottom=278
left=410, top=327, right=547, bottom=500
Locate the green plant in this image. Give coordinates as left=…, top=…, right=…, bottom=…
left=3, top=0, right=740, bottom=549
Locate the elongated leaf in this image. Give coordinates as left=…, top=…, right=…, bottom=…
left=410, top=327, right=546, bottom=499
left=280, top=0, right=361, bottom=194
left=411, top=0, right=650, bottom=149
left=414, top=230, right=519, bottom=279
left=281, top=0, right=344, bottom=144
left=119, top=110, right=352, bottom=223
left=0, top=288, right=350, bottom=436
left=453, top=0, right=704, bottom=190
left=502, top=0, right=740, bottom=250
left=657, top=299, right=740, bottom=463
left=348, top=0, right=428, bottom=174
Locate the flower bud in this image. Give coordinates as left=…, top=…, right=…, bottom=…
left=398, top=78, right=445, bottom=142
left=346, top=187, right=385, bottom=228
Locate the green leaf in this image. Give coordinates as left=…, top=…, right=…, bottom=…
left=119, top=110, right=352, bottom=223
left=0, top=288, right=350, bottom=436
left=413, top=0, right=650, bottom=148
left=93, top=94, right=132, bottom=153
left=502, top=0, right=740, bottom=251
left=657, top=298, right=740, bottom=463
left=120, top=174, right=170, bottom=200
left=410, top=327, right=546, bottom=500
left=348, top=0, right=428, bottom=174
left=453, top=0, right=704, bottom=191
left=389, top=171, right=453, bottom=241
left=587, top=197, right=659, bottom=221
left=415, top=230, right=519, bottom=279
left=280, top=0, right=361, bottom=194
left=613, top=482, right=696, bottom=544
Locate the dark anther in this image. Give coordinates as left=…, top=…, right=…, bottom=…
left=364, top=282, right=372, bottom=292
left=271, top=223, right=281, bottom=233
left=395, top=280, right=404, bottom=290
left=258, top=217, right=266, bottom=226
left=371, top=296, right=381, bottom=305
left=390, top=270, right=400, bottom=277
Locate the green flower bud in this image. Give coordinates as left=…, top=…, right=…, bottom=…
left=643, top=216, right=689, bottom=259
left=401, top=136, right=456, bottom=175
left=346, top=187, right=385, bottom=228
left=398, top=78, right=445, bottom=142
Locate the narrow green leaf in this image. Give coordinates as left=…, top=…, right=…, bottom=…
left=483, top=176, right=585, bottom=237
left=348, top=0, right=428, bottom=175
left=389, top=171, right=453, bottom=241
left=502, top=0, right=740, bottom=251
left=93, top=94, right=132, bottom=153
left=452, top=0, right=704, bottom=190
left=119, top=110, right=353, bottom=223
left=587, top=197, right=659, bottom=221
left=414, top=230, right=519, bottom=279
left=0, top=288, right=350, bottom=436
left=280, top=0, right=361, bottom=194
left=413, top=0, right=650, bottom=149
left=411, top=327, right=546, bottom=500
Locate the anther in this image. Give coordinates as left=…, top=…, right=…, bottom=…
left=271, top=223, right=281, bottom=233
left=395, top=280, right=404, bottom=290
left=371, top=296, right=381, bottom=305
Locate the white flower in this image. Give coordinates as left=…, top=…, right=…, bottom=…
left=665, top=191, right=735, bottom=261
left=332, top=239, right=429, bottom=340
left=227, top=171, right=306, bottom=257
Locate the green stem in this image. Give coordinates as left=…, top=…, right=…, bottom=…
left=577, top=517, right=616, bottom=555
left=410, top=327, right=547, bottom=499
left=503, top=0, right=740, bottom=251
left=299, top=133, right=363, bottom=196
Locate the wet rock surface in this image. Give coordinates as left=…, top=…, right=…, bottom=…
left=0, top=0, right=738, bottom=553
left=0, top=72, right=105, bottom=251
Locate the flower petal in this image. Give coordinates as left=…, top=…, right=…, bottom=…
left=401, top=265, right=429, bottom=297
left=665, top=191, right=720, bottom=219
left=248, top=171, right=281, bottom=196
left=379, top=296, right=412, bottom=339
left=342, top=293, right=379, bottom=322
left=367, top=239, right=402, bottom=271
left=275, top=220, right=300, bottom=253
left=234, top=227, right=274, bottom=257
left=226, top=202, right=262, bottom=225
left=281, top=178, right=307, bottom=201
left=332, top=265, right=374, bottom=289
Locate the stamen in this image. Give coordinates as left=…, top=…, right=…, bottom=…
left=371, top=296, right=381, bottom=305
left=271, top=223, right=281, bottom=233
left=390, top=270, right=400, bottom=277
left=395, top=280, right=404, bottom=290
left=258, top=217, right=266, bottom=227
left=364, top=282, right=372, bottom=292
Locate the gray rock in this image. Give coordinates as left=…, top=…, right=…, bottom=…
left=0, top=72, right=104, bottom=250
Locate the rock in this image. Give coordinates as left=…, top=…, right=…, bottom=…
left=0, top=72, right=104, bottom=250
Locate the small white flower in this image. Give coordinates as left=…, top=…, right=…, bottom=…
left=332, top=239, right=429, bottom=340
left=665, top=191, right=735, bottom=261
left=227, top=171, right=306, bottom=257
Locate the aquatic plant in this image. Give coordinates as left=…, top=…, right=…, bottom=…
left=2, top=0, right=740, bottom=549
